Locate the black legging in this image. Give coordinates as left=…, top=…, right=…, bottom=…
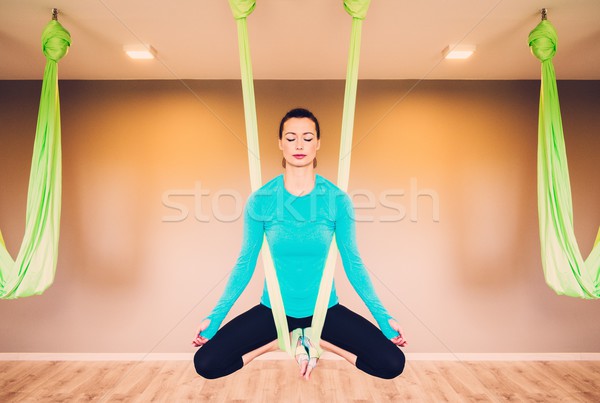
left=194, top=303, right=405, bottom=379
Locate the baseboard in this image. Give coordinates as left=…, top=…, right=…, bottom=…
left=1, top=352, right=599, bottom=361
left=405, top=352, right=600, bottom=361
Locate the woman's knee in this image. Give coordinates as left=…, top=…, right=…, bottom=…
left=380, top=347, right=406, bottom=379
left=358, top=347, right=406, bottom=379
left=194, top=349, right=216, bottom=379
left=381, top=349, right=406, bottom=379
left=194, top=347, right=239, bottom=380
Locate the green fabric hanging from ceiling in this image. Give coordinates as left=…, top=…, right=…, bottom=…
left=228, top=0, right=291, bottom=353
left=310, top=0, right=371, bottom=353
left=227, top=0, right=371, bottom=356
left=0, top=19, right=70, bottom=299
left=528, top=19, right=600, bottom=299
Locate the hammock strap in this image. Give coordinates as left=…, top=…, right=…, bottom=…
left=229, top=0, right=371, bottom=356
left=309, top=11, right=368, bottom=352
left=0, top=20, right=70, bottom=299
left=228, top=0, right=293, bottom=353
left=529, top=19, right=600, bottom=299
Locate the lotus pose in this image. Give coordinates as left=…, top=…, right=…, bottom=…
left=192, top=108, right=407, bottom=380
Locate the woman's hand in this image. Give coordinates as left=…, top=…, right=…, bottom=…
left=192, top=319, right=211, bottom=347
left=388, top=319, right=408, bottom=347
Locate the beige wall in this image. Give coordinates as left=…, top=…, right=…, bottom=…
left=0, top=79, right=599, bottom=354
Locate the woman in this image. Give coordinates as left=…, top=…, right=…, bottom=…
left=193, top=108, right=407, bottom=381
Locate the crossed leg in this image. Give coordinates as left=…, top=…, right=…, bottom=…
left=241, top=338, right=279, bottom=365
left=239, top=334, right=356, bottom=380
left=194, top=303, right=403, bottom=380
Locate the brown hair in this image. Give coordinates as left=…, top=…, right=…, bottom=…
left=278, top=108, right=320, bottom=140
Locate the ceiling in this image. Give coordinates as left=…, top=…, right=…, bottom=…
left=1, top=0, right=599, bottom=80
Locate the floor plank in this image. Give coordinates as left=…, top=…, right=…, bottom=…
left=1, top=360, right=599, bottom=402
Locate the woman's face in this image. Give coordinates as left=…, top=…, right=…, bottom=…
left=279, top=117, right=320, bottom=168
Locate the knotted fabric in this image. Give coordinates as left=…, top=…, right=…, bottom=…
left=0, top=20, right=70, bottom=298
left=228, top=0, right=255, bottom=20
left=529, top=19, right=600, bottom=299
left=344, top=0, right=371, bottom=20
left=42, top=20, right=71, bottom=61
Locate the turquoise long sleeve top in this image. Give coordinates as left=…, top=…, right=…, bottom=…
left=203, top=174, right=397, bottom=340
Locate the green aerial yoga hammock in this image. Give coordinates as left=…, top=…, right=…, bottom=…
left=529, top=19, right=600, bottom=299
left=0, top=19, right=70, bottom=299
left=228, top=0, right=371, bottom=357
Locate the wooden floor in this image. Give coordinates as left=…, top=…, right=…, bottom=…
left=1, top=360, right=599, bottom=402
